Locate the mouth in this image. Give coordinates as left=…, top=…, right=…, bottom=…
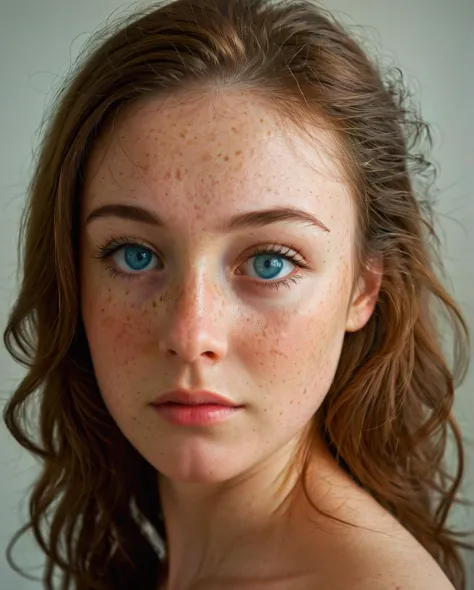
left=153, top=402, right=243, bottom=426
left=151, top=389, right=243, bottom=426
left=153, top=389, right=241, bottom=407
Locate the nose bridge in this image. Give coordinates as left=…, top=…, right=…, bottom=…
left=161, top=264, right=227, bottom=362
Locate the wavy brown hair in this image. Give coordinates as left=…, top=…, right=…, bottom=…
left=3, top=0, right=472, bottom=588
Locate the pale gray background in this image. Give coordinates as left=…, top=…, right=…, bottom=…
left=1, top=0, right=473, bottom=588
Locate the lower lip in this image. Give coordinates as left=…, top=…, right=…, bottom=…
left=152, top=403, right=242, bottom=426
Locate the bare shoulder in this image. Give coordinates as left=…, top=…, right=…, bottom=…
left=347, top=548, right=455, bottom=590
left=341, top=556, right=455, bottom=590
left=310, top=514, right=454, bottom=590
left=296, top=458, right=460, bottom=589
left=294, top=468, right=455, bottom=590
left=300, top=525, right=455, bottom=590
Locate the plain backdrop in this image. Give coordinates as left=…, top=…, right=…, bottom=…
left=1, top=0, right=473, bottom=588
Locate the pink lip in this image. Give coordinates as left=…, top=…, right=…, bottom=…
left=154, top=389, right=239, bottom=407
left=151, top=390, right=243, bottom=426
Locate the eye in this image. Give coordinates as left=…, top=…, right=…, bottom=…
left=243, top=252, right=293, bottom=280
left=95, top=239, right=309, bottom=290
left=112, top=244, right=160, bottom=273
left=94, top=238, right=162, bottom=278
left=238, top=244, right=310, bottom=287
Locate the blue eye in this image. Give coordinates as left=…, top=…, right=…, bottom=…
left=113, top=244, right=159, bottom=273
left=244, top=252, right=294, bottom=281
left=253, top=254, right=285, bottom=280
left=96, top=239, right=307, bottom=289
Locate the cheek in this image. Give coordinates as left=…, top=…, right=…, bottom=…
left=81, top=287, right=157, bottom=386
left=238, top=283, right=349, bottom=409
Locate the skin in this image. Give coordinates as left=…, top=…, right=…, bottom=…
left=80, top=89, right=454, bottom=590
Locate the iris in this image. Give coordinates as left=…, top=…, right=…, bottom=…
left=123, top=245, right=154, bottom=271
left=253, top=254, right=284, bottom=280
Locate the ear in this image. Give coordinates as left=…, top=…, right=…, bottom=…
left=345, top=256, right=382, bottom=333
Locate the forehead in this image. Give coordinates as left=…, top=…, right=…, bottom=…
left=82, top=90, right=354, bottom=233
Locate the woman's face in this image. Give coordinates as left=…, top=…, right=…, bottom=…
left=80, top=90, right=377, bottom=483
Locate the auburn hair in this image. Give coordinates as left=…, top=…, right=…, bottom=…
left=3, top=1, right=472, bottom=588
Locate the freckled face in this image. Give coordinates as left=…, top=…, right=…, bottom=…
left=80, top=90, right=360, bottom=483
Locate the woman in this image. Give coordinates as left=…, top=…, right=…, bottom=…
left=3, top=0, right=472, bottom=589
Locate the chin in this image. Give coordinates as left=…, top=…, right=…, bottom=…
left=157, top=461, right=241, bottom=485
left=150, top=445, right=245, bottom=485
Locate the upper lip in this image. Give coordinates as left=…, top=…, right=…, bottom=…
left=153, top=389, right=240, bottom=407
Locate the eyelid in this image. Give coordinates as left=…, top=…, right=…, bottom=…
left=245, top=243, right=310, bottom=267
left=94, top=236, right=160, bottom=259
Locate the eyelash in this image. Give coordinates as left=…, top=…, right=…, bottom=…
left=94, top=237, right=310, bottom=292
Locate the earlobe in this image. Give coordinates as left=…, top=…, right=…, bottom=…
left=345, top=257, right=382, bottom=333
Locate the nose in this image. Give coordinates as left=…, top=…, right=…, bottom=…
left=158, top=268, right=228, bottom=365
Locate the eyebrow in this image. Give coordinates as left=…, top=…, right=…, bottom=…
left=85, top=203, right=330, bottom=233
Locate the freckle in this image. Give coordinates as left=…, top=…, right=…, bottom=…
left=152, top=300, right=157, bottom=308
left=260, top=118, right=264, bottom=123
left=180, top=131, right=186, bottom=138
left=175, top=168, right=182, bottom=180
left=235, top=150, right=242, bottom=156
left=231, top=126, right=238, bottom=133
left=217, top=152, right=222, bottom=158
left=101, top=307, right=105, bottom=313
left=224, top=155, right=229, bottom=161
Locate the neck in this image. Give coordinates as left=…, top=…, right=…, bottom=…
left=157, top=430, right=319, bottom=589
